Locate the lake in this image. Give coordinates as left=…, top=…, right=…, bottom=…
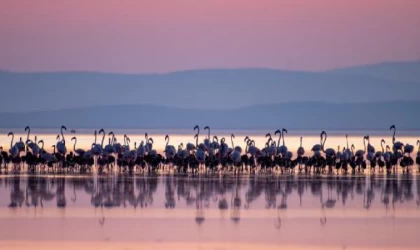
left=0, top=173, right=419, bottom=250
left=1, top=128, right=420, bottom=250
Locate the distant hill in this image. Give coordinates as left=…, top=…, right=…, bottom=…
left=0, top=61, right=419, bottom=113
left=0, top=101, right=419, bottom=130
left=328, top=60, right=420, bottom=83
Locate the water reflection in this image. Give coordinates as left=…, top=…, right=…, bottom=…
left=2, top=174, right=419, bottom=220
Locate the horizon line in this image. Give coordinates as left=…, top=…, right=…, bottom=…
left=1, top=59, right=419, bottom=76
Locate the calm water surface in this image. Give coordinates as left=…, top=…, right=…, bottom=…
left=0, top=173, right=419, bottom=250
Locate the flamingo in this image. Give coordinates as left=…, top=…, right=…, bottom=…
left=366, top=135, right=375, bottom=154
left=343, top=134, right=353, bottom=160
left=0, top=146, right=9, bottom=169
left=246, top=139, right=259, bottom=156
left=123, top=134, right=131, bottom=152
left=219, top=137, right=229, bottom=161
left=274, top=130, right=281, bottom=150
left=267, top=139, right=277, bottom=157
left=8, top=132, right=19, bottom=158
left=390, top=125, right=404, bottom=153
left=104, top=132, right=116, bottom=155
left=92, top=130, right=104, bottom=156
left=24, top=126, right=31, bottom=151
left=26, top=139, right=40, bottom=156
left=112, top=132, right=122, bottom=153
left=164, top=135, right=176, bottom=162
left=354, top=136, right=368, bottom=171
left=56, top=125, right=67, bottom=155
left=194, top=125, right=200, bottom=141
left=229, top=134, right=236, bottom=154
left=231, top=147, right=242, bottom=173
left=277, top=129, right=288, bottom=156
left=71, top=137, right=85, bottom=156
left=137, top=141, right=147, bottom=158
left=355, top=136, right=367, bottom=158
left=212, top=136, right=220, bottom=149
left=404, top=143, right=414, bottom=157
left=375, top=139, right=385, bottom=159
left=195, top=143, right=207, bottom=172
left=416, top=140, right=420, bottom=170
left=203, top=126, right=211, bottom=149
left=311, top=131, right=325, bottom=152
left=144, top=134, right=153, bottom=153
left=297, top=137, right=305, bottom=156
left=38, top=140, right=56, bottom=164
left=322, top=131, right=336, bottom=157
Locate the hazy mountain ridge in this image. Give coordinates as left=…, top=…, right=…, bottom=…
left=0, top=101, right=419, bottom=130
left=329, top=60, right=420, bottom=83
left=1, top=61, right=420, bottom=113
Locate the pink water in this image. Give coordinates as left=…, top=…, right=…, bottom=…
left=0, top=173, right=419, bottom=249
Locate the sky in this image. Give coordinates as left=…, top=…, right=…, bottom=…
left=0, top=0, right=420, bottom=73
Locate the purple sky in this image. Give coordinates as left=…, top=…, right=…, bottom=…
left=1, top=0, right=420, bottom=73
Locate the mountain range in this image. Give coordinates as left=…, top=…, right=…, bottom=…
left=0, top=60, right=419, bottom=129
left=0, top=101, right=417, bottom=130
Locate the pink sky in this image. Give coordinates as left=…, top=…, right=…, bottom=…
left=0, top=0, right=419, bottom=73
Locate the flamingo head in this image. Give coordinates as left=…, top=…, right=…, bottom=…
left=213, top=136, right=218, bottom=142
left=7, top=132, right=13, bottom=137
left=61, top=125, right=67, bottom=131
left=165, top=135, right=169, bottom=141
left=204, top=126, right=209, bottom=130
left=244, top=136, right=249, bottom=142
left=282, top=128, right=288, bottom=133
left=231, top=134, right=235, bottom=139
left=194, top=125, right=199, bottom=131
left=274, top=129, right=281, bottom=135
left=381, top=139, right=386, bottom=144
left=71, top=137, right=76, bottom=141
left=25, top=126, right=30, bottom=131
left=56, top=135, right=60, bottom=140
left=265, top=133, right=271, bottom=138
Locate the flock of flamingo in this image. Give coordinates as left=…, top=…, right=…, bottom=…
left=0, top=125, right=419, bottom=174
